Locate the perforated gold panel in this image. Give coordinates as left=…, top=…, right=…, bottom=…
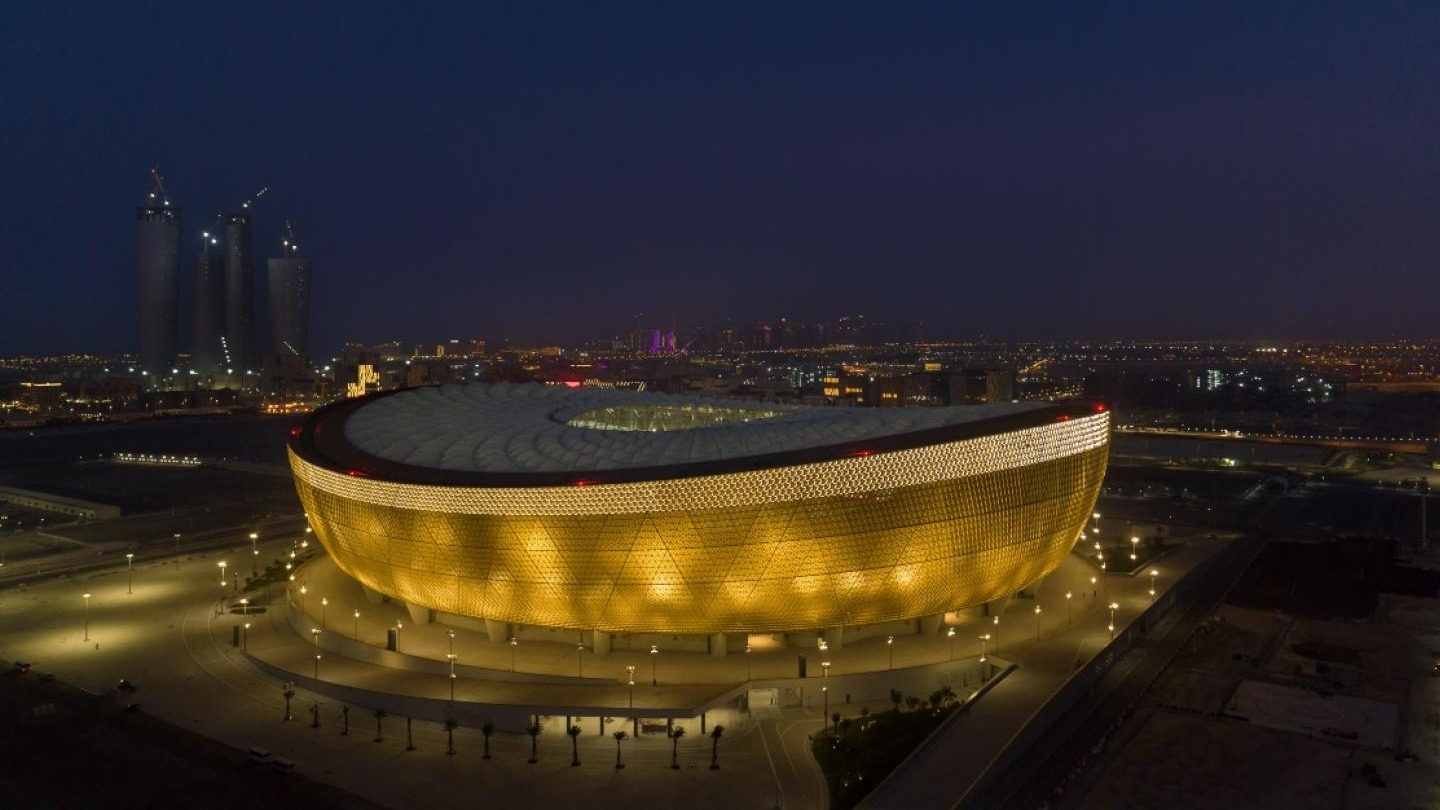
left=290, top=413, right=1109, bottom=634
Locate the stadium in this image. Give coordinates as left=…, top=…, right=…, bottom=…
left=287, top=383, right=1109, bottom=645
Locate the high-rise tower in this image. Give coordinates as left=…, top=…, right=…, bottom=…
left=267, top=222, right=312, bottom=361
left=223, top=208, right=256, bottom=371
left=191, top=225, right=226, bottom=376
left=136, top=167, right=181, bottom=384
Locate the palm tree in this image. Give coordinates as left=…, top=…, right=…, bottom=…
left=283, top=689, right=295, bottom=721
left=482, top=719, right=495, bottom=759
left=526, top=718, right=543, bottom=763
left=904, top=696, right=921, bottom=711
left=831, top=711, right=840, bottom=733
left=709, top=725, right=725, bottom=770
left=939, top=685, right=958, bottom=706
left=374, top=708, right=387, bottom=742
left=889, top=688, right=903, bottom=712
left=669, top=725, right=686, bottom=769
left=613, top=730, right=628, bottom=769
left=567, top=723, right=582, bottom=766
left=445, top=718, right=458, bottom=756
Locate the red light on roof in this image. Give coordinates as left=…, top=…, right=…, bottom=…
left=347, top=469, right=367, bottom=477
left=853, top=449, right=874, bottom=458
left=563, top=380, right=582, bottom=388
left=574, top=479, right=589, bottom=487
left=1055, top=415, right=1071, bottom=422
left=289, top=426, right=303, bottom=438
left=1094, top=403, right=1107, bottom=413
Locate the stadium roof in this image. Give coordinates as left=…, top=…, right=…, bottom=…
left=335, top=383, right=1051, bottom=477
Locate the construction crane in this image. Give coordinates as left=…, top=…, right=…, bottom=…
left=147, top=165, right=171, bottom=206
left=281, top=220, right=298, bottom=257
left=240, top=186, right=269, bottom=210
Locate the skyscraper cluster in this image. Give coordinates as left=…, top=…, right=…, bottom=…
left=135, top=168, right=311, bottom=388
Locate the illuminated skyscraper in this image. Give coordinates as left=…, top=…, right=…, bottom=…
left=191, top=228, right=226, bottom=376
left=223, top=211, right=256, bottom=371
left=267, top=225, right=311, bottom=361
left=135, top=168, right=181, bottom=383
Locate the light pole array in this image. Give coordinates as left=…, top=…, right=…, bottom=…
left=82, top=592, right=92, bottom=642
left=126, top=553, right=134, bottom=594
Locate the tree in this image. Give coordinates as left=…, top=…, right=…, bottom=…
left=889, top=688, right=903, bottom=712
left=374, top=708, right=387, bottom=743
left=613, top=730, right=628, bottom=769
left=670, top=725, right=686, bottom=769
left=904, top=696, right=921, bottom=711
left=709, top=725, right=725, bottom=770
left=928, top=689, right=944, bottom=711
left=831, top=711, right=841, bottom=733
left=283, top=689, right=295, bottom=721
left=445, top=718, right=458, bottom=756
left=526, top=718, right=543, bottom=763
left=482, top=719, right=495, bottom=760
left=939, top=685, right=957, bottom=706
left=567, top=723, right=582, bottom=767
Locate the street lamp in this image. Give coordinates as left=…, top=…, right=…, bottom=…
left=311, top=628, right=321, bottom=679
left=126, top=553, right=134, bottom=594
left=239, top=597, right=249, bottom=617
left=1034, top=604, right=1042, bottom=641
left=320, top=597, right=327, bottom=630
left=1130, top=535, right=1139, bottom=561
left=745, top=644, right=753, bottom=680
left=992, top=616, right=1000, bottom=654
left=509, top=636, right=518, bottom=671
left=299, top=584, right=307, bottom=616
left=447, top=652, right=457, bottom=703
left=242, top=621, right=250, bottom=651
left=947, top=627, right=956, bottom=660
left=173, top=533, right=181, bottom=569
left=1108, top=602, right=1119, bottom=639
left=887, top=635, right=895, bottom=670
left=1090, top=575, right=1098, bottom=603
left=82, top=592, right=92, bottom=642
left=1065, top=591, right=1073, bottom=625
left=822, top=660, right=831, bottom=729
left=218, top=560, right=227, bottom=587
left=353, top=609, right=360, bottom=639
left=249, top=532, right=259, bottom=575
left=627, top=665, right=637, bottom=736
left=650, top=644, right=659, bottom=686
left=395, top=620, right=403, bottom=653
left=979, top=633, right=989, bottom=663
left=1150, top=568, right=1159, bottom=598
left=576, top=642, right=584, bottom=678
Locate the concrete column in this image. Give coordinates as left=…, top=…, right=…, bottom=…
left=709, top=632, right=727, bottom=658
left=358, top=584, right=386, bottom=605
left=593, top=629, right=612, bottom=655
left=919, top=613, right=944, bottom=636
left=484, top=619, right=511, bottom=643
left=403, top=602, right=431, bottom=625
left=821, top=625, right=844, bottom=650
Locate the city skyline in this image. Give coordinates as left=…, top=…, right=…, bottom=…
left=5, top=3, right=1439, bottom=355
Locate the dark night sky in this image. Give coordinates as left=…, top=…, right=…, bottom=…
left=3, top=2, right=1438, bottom=356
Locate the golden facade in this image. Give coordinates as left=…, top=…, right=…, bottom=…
left=290, top=412, right=1109, bottom=635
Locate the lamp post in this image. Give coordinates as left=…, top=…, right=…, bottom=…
left=249, top=532, right=259, bottom=575
left=745, top=644, right=752, bottom=680
left=1130, top=535, right=1139, bottom=561
left=299, top=584, right=307, bottom=617
left=509, top=636, right=518, bottom=671
left=218, top=560, right=227, bottom=587
left=1090, top=575, right=1098, bottom=603
left=126, top=553, right=134, bottom=594
left=173, top=532, right=181, bottom=569
left=627, top=665, right=638, bottom=736
left=353, top=609, right=360, bottom=640
left=576, top=642, right=584, bottom=678
left=395, top=621, right=402, bottom=653
left=320, top=597, right=327, bottom=630
left=650, top=644, right=659, bottom=686
left=821, top=660, right=831, bottom=730
left=1065, top=591, right=1073, bottom=625
left=1034, top=604, right=1042, bottom=641
left=82, top=592, right=91, bottom=642
left=239, top=597, right=249, bottom=617
left=311, top=628, right=321, bottom=679
left=1150, top=568, right=1159, bottom=598
left=992, top=616, right=1000, bottom=654
left=947, top=627, right=956, bottom=661
left=1108, top=602, right=1119, bottom=639
left=886, top=635, right=895, bottom=670
left=979, top=633, right=989, bottom=662
left=242, top=621, right=250, bottom=651
left=447, top=652, right=457, bottom=703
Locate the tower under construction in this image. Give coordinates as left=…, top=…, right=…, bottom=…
left=135, top=167, right=181, bottom=385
